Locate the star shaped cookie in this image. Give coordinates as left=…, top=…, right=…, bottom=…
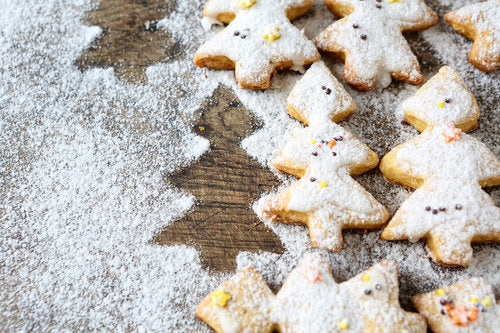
left=315, top=0, right=437, bottom=91
left=194, top=0, right=320, bottom=89
left=445, top=0, right=500, bottom=72
left=413, top=278, right=500, bottom=332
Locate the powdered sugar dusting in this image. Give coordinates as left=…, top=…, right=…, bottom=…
left=0, top=0, right=499, bottom=330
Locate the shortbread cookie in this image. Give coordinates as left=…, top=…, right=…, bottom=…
left=194, top=0, right=320, bottom=89
left=263, top=62, right=388, bottom=252
left=444, top=0, right=500, bottom=72
left=197, top=252, right=427, bottom=332
left=380, top=66, right=500, bottom=266
left=413, top=278, right=500, bottom=332
left=315, top=0, right=438, bottom=91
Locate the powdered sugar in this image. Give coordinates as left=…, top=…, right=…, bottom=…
left=0, top=0, right=499, bottom=331
left=315, top=0, right=437, bottom=90
left=195, top=0, right=319, bottom=88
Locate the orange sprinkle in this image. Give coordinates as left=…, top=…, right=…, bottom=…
left=302, top=266, right=322, bottom=284
left=317, top=145, right=322, bottom=148
left=328, top=140, right=336, bottom=149
left=448, top=304, right=479, bottom=326
left=442, top=126, right=461, bottom=143
left=468, top=307, right=478, bottom=321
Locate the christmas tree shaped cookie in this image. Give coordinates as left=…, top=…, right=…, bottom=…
left=445, top=0, right=500, bottom=72
left=380, top=66, right=500, bottom=266
left=263, top=62, right=389, bottom=252
left=413, top=278, right=500, bottom=332
left=194, top=0, right=320, bottom=89
left=196, top=252, right=427, bottom=332
left=314, top=0, right=437, bottom=91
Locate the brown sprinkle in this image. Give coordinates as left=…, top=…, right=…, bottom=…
left=360, top=34, right=367, bottom=40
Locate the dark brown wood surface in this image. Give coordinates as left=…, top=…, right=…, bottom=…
left=154, top=86, right=284, bottom=271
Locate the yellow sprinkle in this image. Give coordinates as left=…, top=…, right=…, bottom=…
left=199, top=126, right=205, bottom=131
left=339, top=319, right=348, bottom=330
left=238, top=0, right=255, bottom=7
left=320, top=181, right=327, bottom=188
left=438, top=101, right=445, bottom=108
left=437, top=288, right=445, bottom=295
left=483, top=298, right=491, bottom=307
left=362, top=274, right=370, bottom=282
left=311, top=139, right=317, bottom=144
left=263, top=24, right=280, bottom=42
left=210, top=290, right=232, bottom=307
left=470, top=297, right=479, bottom=303
left=388, top=0, right=402, bottom=3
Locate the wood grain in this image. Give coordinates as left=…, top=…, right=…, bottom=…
left=75, top=0, right=181, bottom=83
left=154, top=86, right=284, bottom=271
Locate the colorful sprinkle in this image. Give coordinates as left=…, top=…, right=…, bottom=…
left=339, top=319, right=349, bottom=330
left=238, top=0, right=255, bottom=7
left=263, top=24, right=280, bottom=42
left=447, top=304, right=478, bottom=326
left=388, top=0, right=402, bottom=2
left=437, top=288, right=445, bottom=295
left=328, top=140, right=336, bottom=149
left=362, top=274, right=370, bottom=282
left=302, top=266, right=322, bottom=284
left=470, top=297, right=479, bottom=303
left=438, top=101, right=445, bottom=108
left=442, top=126, right=461, bottom=143
left=320, top=181, right=327, bottom=188
left=483, top=298, right=491, bottom=307
left=311, top=139, right=317, bottom=144
left=210, top=290, right=232, bottom=307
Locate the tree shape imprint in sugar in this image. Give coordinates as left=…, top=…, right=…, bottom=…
left=156, top=86, right=283, bottom=272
